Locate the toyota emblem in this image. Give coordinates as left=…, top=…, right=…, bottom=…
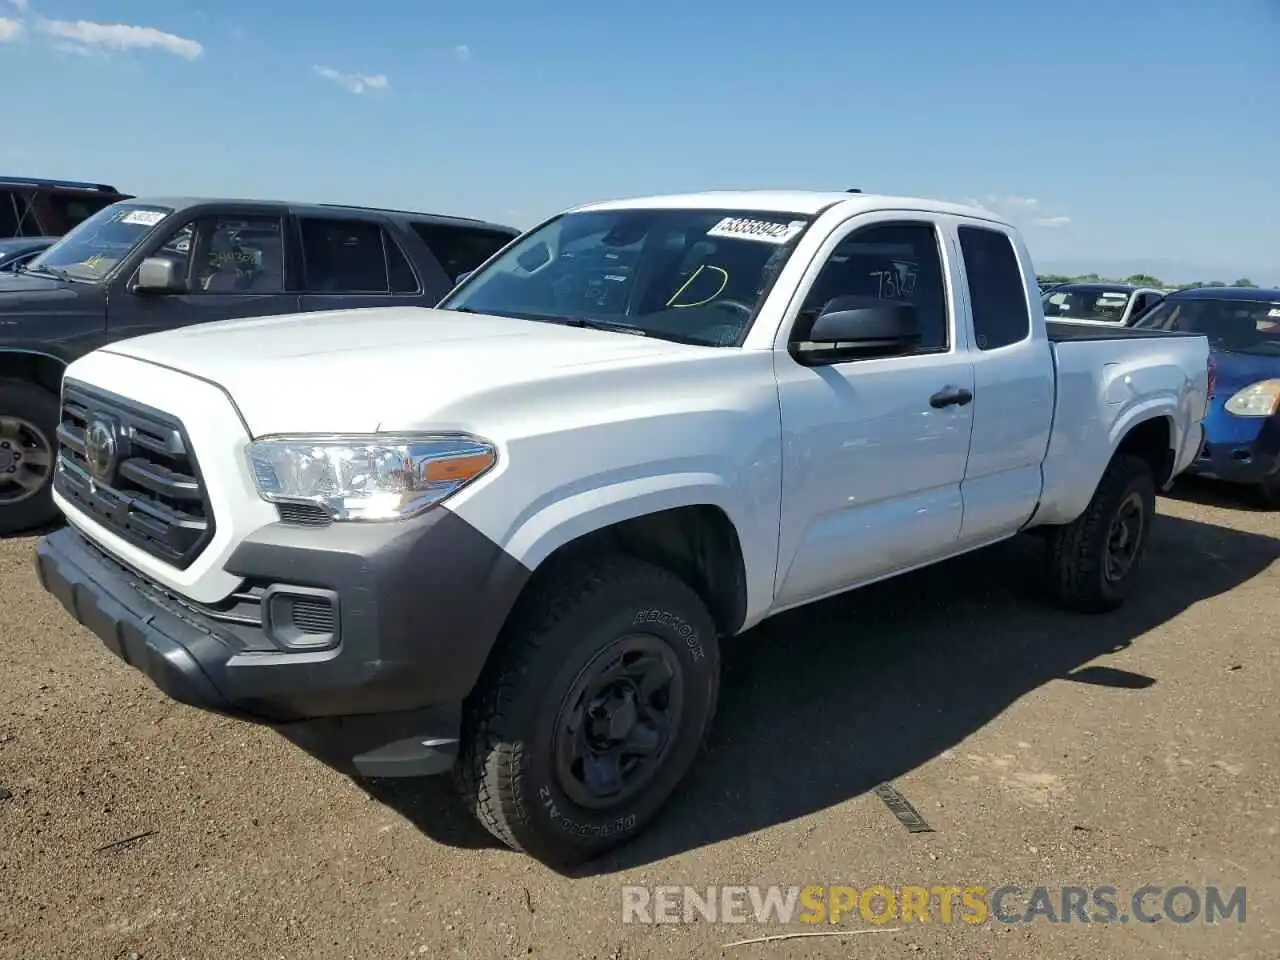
left=84, top=417, right=119, bottom=481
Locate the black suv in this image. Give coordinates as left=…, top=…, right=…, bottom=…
left=0, top=176, right=132, bottom=239
left=0, top=197, right=521, bottom=534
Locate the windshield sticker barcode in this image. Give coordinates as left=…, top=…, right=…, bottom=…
left=120, top=210, right=166, bottom=227
left=706, top=217, right=804, bottom=244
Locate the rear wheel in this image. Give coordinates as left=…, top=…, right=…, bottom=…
left=456, top=555, right=720, bottom=866
left=0, top=379, right=59, bottom=536
left=1046, top=454, right=1156, bottom=613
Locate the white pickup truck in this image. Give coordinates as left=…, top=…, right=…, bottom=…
left=35, top=190, right=1210, bottom=866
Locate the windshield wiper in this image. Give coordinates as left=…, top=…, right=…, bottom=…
left=544, top=316, right=648, bottom=336
left=445, top=306, right=650, bottom=337
left=24, top=264, right=80, bottom=282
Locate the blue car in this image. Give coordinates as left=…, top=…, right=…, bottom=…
left=1130, top=286, right=1280, bottom=506
left=0, top=236, right=56, bottom=273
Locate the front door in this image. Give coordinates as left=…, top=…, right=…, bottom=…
left=772, top=216, right=976, bottom=610
left=106, top=211, right=300, bottom=341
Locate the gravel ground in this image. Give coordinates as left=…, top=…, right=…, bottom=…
left=1, top=479, right=1277, bottom=960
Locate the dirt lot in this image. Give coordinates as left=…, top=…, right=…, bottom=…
left=1, top=480, right=1277, bottom=960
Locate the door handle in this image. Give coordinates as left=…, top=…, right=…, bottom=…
left=929, top=386, right=973, bottom=408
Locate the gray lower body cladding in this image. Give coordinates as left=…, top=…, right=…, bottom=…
left=34, top=507, right=530, bottom=775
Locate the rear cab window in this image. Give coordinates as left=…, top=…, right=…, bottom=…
left=957, top=225, right=1032, bottom=350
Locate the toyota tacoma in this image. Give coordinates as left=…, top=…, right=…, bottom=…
left=34, top=190, right=1210, bottom=865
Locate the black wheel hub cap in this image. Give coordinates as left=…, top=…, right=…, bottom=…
left=0, top=417, right=53, bottom=505
left=1105, top=490, right=1146, bottom=582
left=553, top=634, right=684, bottom=810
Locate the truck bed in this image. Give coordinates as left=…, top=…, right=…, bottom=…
left=1046, top=321, right=1199, bottom=342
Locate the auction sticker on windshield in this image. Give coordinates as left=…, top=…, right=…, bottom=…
left=706, top=217, right=806, bottom=244
left=120, top=210, right=167, bottom=227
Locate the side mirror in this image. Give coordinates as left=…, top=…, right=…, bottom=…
left=790, top=297, right=921, bottom=365
left=133, top=256, right=185, bottom=294
left=454, top=270, right=473, bottom=286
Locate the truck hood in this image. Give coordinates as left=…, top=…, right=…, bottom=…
left=99, top=306, right=704, bottom=436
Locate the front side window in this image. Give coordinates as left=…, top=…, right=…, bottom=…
left=440, top=208, right=813, bottom=346
left=1132, top=298, right=1280, bottom=355
left=792, top=221, right=950, bottom=353
left=191, top=216, right=285, bottom=293
left=26, top=203, right=174, bottom=282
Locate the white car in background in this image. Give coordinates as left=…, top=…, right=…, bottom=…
left=1042, top=282, right=1166, bottom=326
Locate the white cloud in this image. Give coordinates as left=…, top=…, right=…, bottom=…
left=962, top=195, right=1070, bottom=228
left=36, top=18, right=203, bottom=59
left=53, top=40, right=95, bottom=57
left=454, top=43, right=470, bottom=62
left=312, top=64, right=389, bottom=94
left=0, top=16, right=23, bottom=41
left=5, top=0, right=28, bottom=11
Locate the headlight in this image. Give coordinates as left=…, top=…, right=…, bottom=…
left=246, top=434, right=497, bottom=521
left=1223, top=379, right=1280, bottom=418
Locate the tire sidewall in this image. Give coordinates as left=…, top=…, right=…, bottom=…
left=1089, top=462, right=1156, bottom=604
left=0, top=380, right=59, bottom=535
left=508, top=578, right=719, bottom=860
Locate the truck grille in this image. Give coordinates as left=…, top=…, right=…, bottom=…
left=53, top=381, right=214, bottom=569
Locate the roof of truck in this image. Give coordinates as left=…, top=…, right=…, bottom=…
left=571, top=190, right=1006, bottom=224
left=119, top=197, right=520, bottom=234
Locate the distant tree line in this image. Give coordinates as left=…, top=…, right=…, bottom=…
left=1037, top=274, right=1257, bottom=291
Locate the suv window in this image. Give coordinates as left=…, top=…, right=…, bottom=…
left=411, top=223, right=514, bottom=280
left=795, top=221, right=950, bottom=353
left=300, top=218, right=419, bottom=294
left=0, top=191, right=18, bottom=237
left=43, top=192, right=118, bottom=233
left=957, top=226, right=1031, bottom=350
left=150, top=215, right=285, bottom=293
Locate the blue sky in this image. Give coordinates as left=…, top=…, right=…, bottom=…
left=2, top=0, right=1277, bottom=283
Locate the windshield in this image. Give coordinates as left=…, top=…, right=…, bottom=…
left=1042, top=286, right=1133, bottom=322
left=439, top=208, right=814, bottom=346
left=25, top=203, right=174, bottom=282
left=1131, top=297, right=1280, bottom=355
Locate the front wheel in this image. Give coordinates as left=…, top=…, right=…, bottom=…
left=1045, top=453, right=1156, bottom=614
left=456, top=555, right=720, bottom=867
left=0, top=379, right=60, bottom=537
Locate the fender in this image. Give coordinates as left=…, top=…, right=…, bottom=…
left=468, top=470, right=776, bottom=627
left=0, top=348, right=69, bottom=394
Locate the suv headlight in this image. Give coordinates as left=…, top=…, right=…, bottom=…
left=246, top=434, right=497, bottom=521
left=1224, top=379, right=1280, bottom=418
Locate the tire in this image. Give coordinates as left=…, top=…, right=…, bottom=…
left=1255, top=476, right=1280, bottom=510
left=0, top=378, right=60, bottom=537
left=456, top=554, right=721, bottom=867
left=1045, top=453, right=1156, bottom=614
